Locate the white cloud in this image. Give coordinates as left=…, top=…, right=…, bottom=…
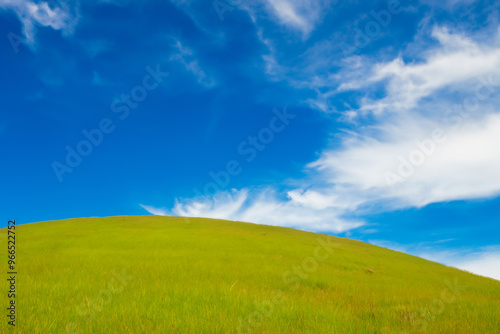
left=139, top=204, right=168, bottom=216
left=417, top=247, right=500, bottom=281
left=356, top=27, right=500, bottom=114
left=451, top=252, right=500, bottom=281
left=0, top=0, right=79, bottom=47
left=258, top=25, right=500, bottom=116
left=263, top=0, right=327, bottom=37
left=142, top=188, right=364, bottom=233
left=169, top=39, right=215, bottom=87
left=298, top=28, right=500, bottom=209
left=370, top=240, right=500, bottom=281
left=236, top=0, right=330, bottom=39
left=173, top=189, right=249, bottom=220
left=311, top=111, right=500, bottom=208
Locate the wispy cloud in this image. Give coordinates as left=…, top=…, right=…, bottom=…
left=349, top=27, right=500, bottom=114
left=259, top=25, right=500, bottom=115
left=0, top=0, right=79, bottom=47
left=139, top=204, right=168, bottom=216
left=169, top=39, right=215, bottom=87
left=449, top=250, right=500, bottom=281
left=260, top=0, right=329, bottom=37
left=142, top=188, right=364, bottom=233
left=370, top=239, right=500, bottom=280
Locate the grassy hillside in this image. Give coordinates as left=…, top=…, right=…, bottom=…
left=1, top=216, right=499, bottom=333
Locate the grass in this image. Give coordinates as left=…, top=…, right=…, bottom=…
left=1, top=216, right=499, bottom=333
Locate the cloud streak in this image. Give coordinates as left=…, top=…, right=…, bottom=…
left=169, top=38, right=215, bottom=87
left=352, top=27, right=500, bottom=114
left=0, top=0, right=79, bottom=47
left=262, top=0, right=328, bottom=37
left=143, top=188, right=364, bottom=233
left=370, top=239, right=500, bottom=281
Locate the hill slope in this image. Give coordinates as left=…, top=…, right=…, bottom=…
left=2, top=216, right=499, bottom=333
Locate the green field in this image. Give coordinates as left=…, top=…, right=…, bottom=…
left=2, top=216, right=499, bottom=333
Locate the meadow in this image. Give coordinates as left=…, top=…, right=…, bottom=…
left=1, top=216, right=499, bottom=333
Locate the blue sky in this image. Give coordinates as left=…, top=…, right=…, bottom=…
left=0, top=0, right=499, bottom=280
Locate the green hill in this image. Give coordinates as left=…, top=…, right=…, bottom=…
left=2, top=216, right=499, bottom=333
